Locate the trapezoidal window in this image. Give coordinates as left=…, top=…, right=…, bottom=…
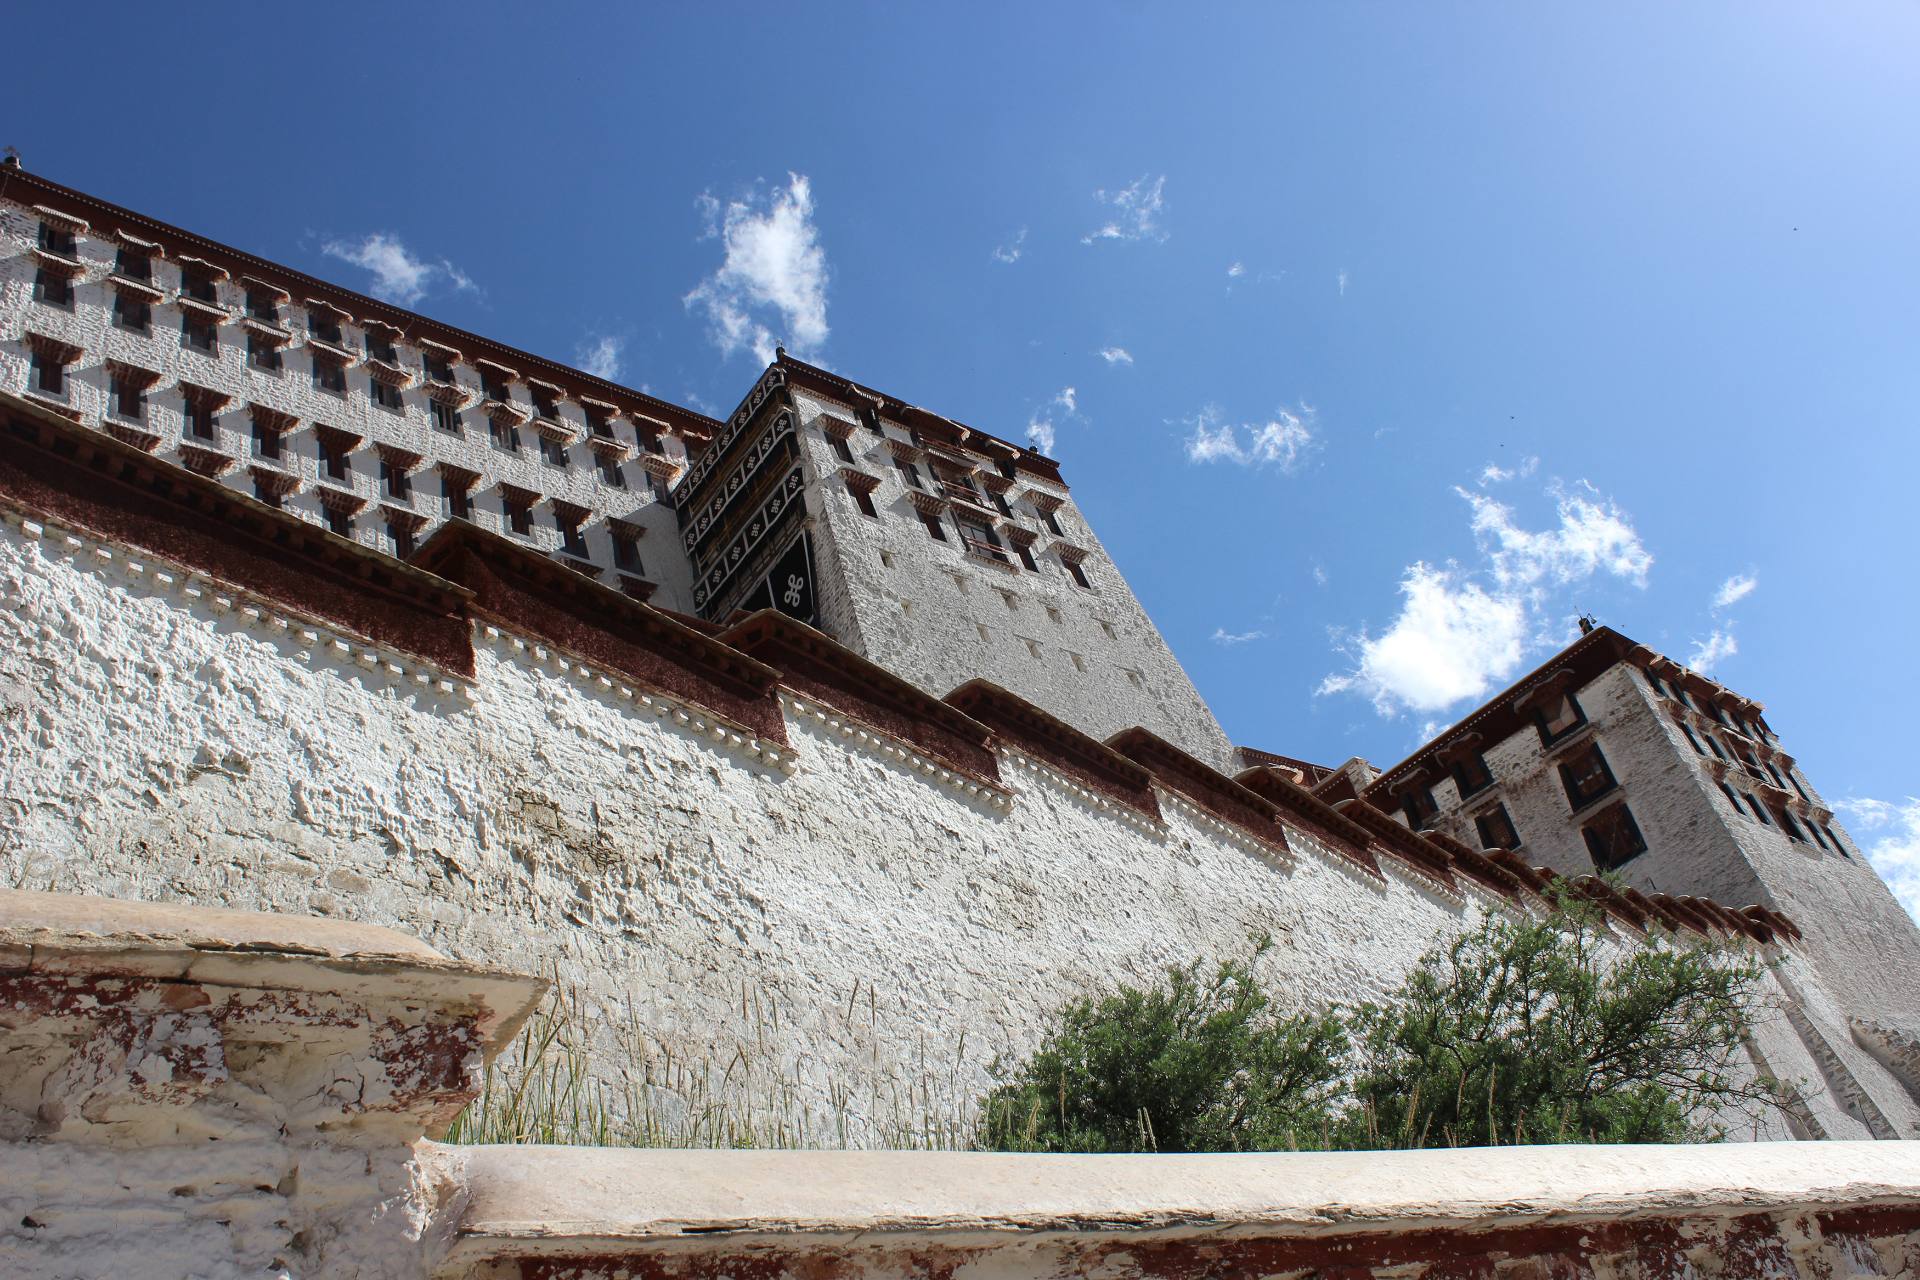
left=1558, top=741, right=1617, bottom=810
left=1451, top=751, right=1494, bottom=799
left=1534, top=690, right=1586, bottom=744
left=1582, top=802, right=1647, bottom=871
left=1473, top=803, right=1521, bottom=851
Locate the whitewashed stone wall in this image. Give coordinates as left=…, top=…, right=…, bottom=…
left=1, top=512, right=1901, bottom=1143
left=790, top=390, right=1238, bottom=772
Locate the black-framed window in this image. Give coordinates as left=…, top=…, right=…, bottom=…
left=371, top=377, right=403, bottom=411
left=247, top=289, right=280, bottom=323
left=444, top=483, right=471, bottom=522
left=1583, top=802, right=1647, bottom=871
left=1534, top=690, right=1586, bottom=744
left=919, top=510, right=948, bottom=542
left=558, top=515, right=589, bottom=559
left=1745, top=793, right=1773, bottom=826
left=431, top=398, right=461, bottom=434
left=29, top=351, right=64, bottom=397
left=895, top=457, right=924, bottom=490
left=597, top=454, right=625, bottom=488
left=110, top=370, right=146, bottom=421
left=540, top=434, right=568, bottom=467
left=33, top=268, right=73, bottom=308
left=381, top=458, right=411, bottom=501
left=181, top=266, right=219, bottom=304
left=1774, top=805, right=1805, bottom=842
left=613, top=536, right=643, bottom=575
left=365, top=331, right=398, bottom=365
left=1679, top=722, right=1704, bottom=755
left=318, top=436, right=351, bottom=483
left=1644, top=670, right=1668, bottom=699
left=489, top=416, right=520, bottom=452
left=1041, top=507, right=1064, bottom=537
left=1015, top=542, right=1038, bottom=572
left=184, top=397, right=217, bottom=440
left=1825, top=825, right=1845, bottom=856
left=530, top=385, right=560, bottom=420
left=1558, top=742, right=1617, bottom=809
left=312, top=353, right=347, bottom=395
left=251, top=415, right=282, bottom=461
left=254, top=476, right=284, bottom=508
left=1474, top=804, right=1521, bottom=851
left=37, top=220, right=77, bottom=257
left=1065, top=558, right=1093, bottom=590
left=1806, top=822, right=1829, bottom=852
left=506, top=500, right=533, bottom=537
left=309, top=307, right=343, bottom=345
left=991, top=491, right=1013, bottom=518
left=388, top=516, right=416, bottom=559
left=113, top=244, right=152, bottom=282
left=112, top=290, right=151, bottom=334
left=830, top=432, right=854, bottom=464
left=247, top=330, right=282, bottom=372
left=1401, top=787, right=1438, bottom=830
left=181, top=312, right=217, bottom=353
left=323, top=505, right=353, bottom=538
left=847, top=481, right=877, bottom=518
left=1451, top=752, right=1494, bottom=799
left=958, top=516, right=1008, bottom=562
left=1719, top=782, right=1743, bottom=814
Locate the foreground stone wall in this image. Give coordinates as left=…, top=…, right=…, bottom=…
left=2, top=484, right=1913, bottom=1143
left=5, top=890, right=1918, bottom=1280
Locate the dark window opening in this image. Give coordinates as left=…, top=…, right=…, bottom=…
left=1774, top=805, right=1805, bottom=842
left=247, top=331, right=282, bottom=372
left=1825, top=825, right=1845, bottom=856
left=114, top=245, right=150, bottom=281
left=1789, top=774, right=1812, bottom=805
left=992, top=491, right=1012, bottom=518
left=1679, top=723, right=1704, bottom=755
left=314, top=354, right=347, bottom=395
left=558, top=518, right=589, bottom=559
left=1583, top=802, right=1647, bottom=871
left=531, top=386, right=560, bottom=420
left=1451, top=752, right=1495, bottom=799
left=444, top=484, right=470, bottom=522
left=919, top=511, right=947, bottom=541
left=37, top=222, right=77, bottom=257
left=1746, top=793, right=1773, bottom=826
left=254, top=477, right=284, bottom=509
left=614, top=537, right=643, bottom=575
left=185, top=398, right=216, bottom=440
left=598, top=454, right=625, bottom=488
left=1474, top=804, right=1521, bottom=851
left=1705, top=733, right=1728, bottom=762
left=1645, top=671, right=1668, bottom=699
left=540, top=434, right=568, bottom=467
left=365, top=332, right=398, bottom=365
left=1015, top=542, right=1038, bottom=572
left=1719, top=782, right=1743, bottom=814
left=489, top=416, right=520, bottom=452
left=371, top=377, right=403, bottom=411
left=30, top=352, right=64, bottom=397
left=1558, top=742, right=1617, bottom=809
left=181, top=267, right=219, bottom=305
left=830, top=433, right=854, bottom=464
left=110, top=372, right=145, bottom=421
left=507, top=501, right=533, bottom=537
left=895, top=457, right=924, bottom=490
left=431, top=398, right=461, bottom=434
left=182, top=313, right=217, bottom=354
left=1042, top=508, right=1064, bottom=537
left=1401, top=788, right=1438, bottom=831
left=849, top=483, right=877, bottom=518
left=959, top=517, right=1008, bottom=563
left=381, top=459, right=411, bottom=502
left=388, top=518, right=415, bottom=559
left=481, top=370, right=511, bottom=403
left=1807, top=822, right=1829, bottom=852
left=324, top=506, right=353, bottom=537
left=318, top=437, right=351, bottom=482
left=247, top=290, right=279, bottom=323
left=308, top=308, right=343, bottom=345
left=251, top=416, right=282, bottom=461
left=1535, top=691, right=1586, bottom=744
left=112, top=290, right=151, bottom=334
left=1065, top=558, right=1092, bottom=590
left=33, top=268, right=73, bottom=308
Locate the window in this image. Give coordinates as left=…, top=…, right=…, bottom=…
left=506, top=498, right=533, bottom=537
left=181, top=312, right=217, bottom=354
left=444, top=482, right=471, bottom=522
left=489, top=416, right=520, bottom=452
left=247, top=290, right=280, bottom=323
left=33, top=268, right=73, bottom=308
left=597, top=453, right=625, bottom=488
left=481, top=368, right=512, bottom=403
left=1474, top=804, right=1521, bottom=851
left=1583, top=802, right=1647, bottom=871
left=558, top=515, right=589, bottom=559
left=958, top=516, right=1008, bottom=563
left=388, top=515, right=416, bottom=559
left=112, top=290, right=150, bottom=334
left=991, top=491, right=1012, bottom=518
left=1704, top=733, right=1727, bottom=762
left=1534, top=690, right=1586, bottom=744
left=614, top=535, right=644, bottom=575
left=1775, top=805, right=1805, bottom=842
left=421, top=350, right=453, bottom=384
left=1645, top=671, right=1668, bottom=699
left=253, top=475, right=284, bottom=508
left=1746, top=793, right=1773, bottom=826
left=1015, top=542, right=1038, bottom=572
left=431, top=398, right=461, bottom=435
left=318, top=435, right=352, bottom=483
left=323, top=505, right=353, bottom=537
left=1719, top=782, right=1743, bottom=814
left=1558, top=742, right=1617, bottom=809
left=114, top=245, right=151, bottom=281
left=371, top=377, right=403, bottom=412
left=365, top=331, right=398, bottom=365
left=37, top=220, right=77, bottom=257
left=1807, top=822, right=1829, bottom=852
left=252, top=415, right=282, bottom=461
left=308, top=307, right=343, bottom=346
left=1789, top=773, right=1812, bottom=805
left=849, top=481, right=878, bottom=518
left=184, top=396, right=217, bottom=441
left=540, top=434, right=568, bottom=467
left=1824, top=824, right=1845, bottom=856
left=1679, top=722, right=1704, bottom=755
left=1041, top=507, right=1064, bottom=537
left=1451, top=752, right=1495, bottom=799
left=110, top=370, right=146, bottom=421
left=895, top=457, right=924, bottom=490
left=312, top=352, right=347, bottom=396
left=181, top=266, right=219, bottom=305
left=381, top=457, right=411, bottom=502
left=247, top=330, right=282, bottom=373
left=29, top=350, right=64, bottom=397
left=530, top=385, right=560, bottom=420
left=919, top=511, right=948, bottom=541
left=830, top=433, right=854, bottom=464
left=1670, top=684, right=1692, bottom=711
left=1065, top=558, right=1092, bottom=590
left=1401, top=788, right=1437, bottom=830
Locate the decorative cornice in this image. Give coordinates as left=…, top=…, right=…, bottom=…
left=946, top=680, right=1160, bottom=821
left=1106, top=727, right=1288, bottom=854
left=1233, top=766, right=1384, bottom=880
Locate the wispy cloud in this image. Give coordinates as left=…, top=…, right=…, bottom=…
left=1026, top=386, right=1079, bottom=456
left=1182, top=405, right=1315, bottom=472
left=1337, top=268, right=1350, bottom=296
left=685, top=173, right=829, bottom=364
left=1833, top=798, right=1920, bottom=924
left=992, top=227, right=1028, bottom=264
left=1687, top=629, right=1738, bottom=673
left=1211, top=627, right=1267, bottom=646
left=321, top=233, right=477, bottom=307
left=1319, top=479, right=1652, bottom=716
left=1713, top=573, right=1758, bottom=610
left=1227, top=262, right=1246, bottom=279
left=1311, top=563, right=1329, bottom=587
left=1083, top=175, right=1168, bottom=244
left=1098, top=347, right=1134, bottom=366
left=576, top=335, right=624, bottom=382
left=1478, top=457, right=1539, bottom=486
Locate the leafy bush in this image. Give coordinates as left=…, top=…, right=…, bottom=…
left=980, top=895, right=1777, bottom=1152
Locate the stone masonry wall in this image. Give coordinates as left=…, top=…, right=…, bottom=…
left=2, top=502, right=1906, bottom=1143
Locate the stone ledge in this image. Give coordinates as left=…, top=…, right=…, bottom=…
left=443, top=1142, right=1920, bottom=1264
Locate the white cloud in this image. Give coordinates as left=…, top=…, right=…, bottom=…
left=576, top=335, right=624, bottom=382
left=1227, top=262, right=1246, bottom=278
left=321, top=233, right=476, bottom=306
left=1337, top=269, right=1349, bottom=296
left=1181, top=405, right=1316, bottom=472
left=1026, top=386, right=1079, bottom=456
left=1083, top=175, right=1168, bottom=244
left=1713, top=573, right=1758, bottom=610
left=1212, top=627, right=1267, bottom=646
left=1477, top=456, right=1538, bottom=486
left=1098, top=347, right=1134, bottom=366
left=1687, top=628, right=1738, bottom=673
left=992, top=227, right=1028, bottom=264
left=1833, top=798, right=1920, bottom=925
left=1311, top=563, right=1329, bottom=587
left=1317, top=564, right=1527, bottom=714
left=1320, top=479, right=1652, bottom=717
left=684, top=173, right=829, bottom=364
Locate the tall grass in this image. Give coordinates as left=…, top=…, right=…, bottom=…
left=444, top=978, right=984, bottom=1149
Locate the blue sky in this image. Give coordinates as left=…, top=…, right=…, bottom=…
left=4, top=3, right=1916, bottom=915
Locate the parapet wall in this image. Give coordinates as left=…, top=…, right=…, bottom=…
left=1, top=391, right=1916, bottom=1144
left=3, top=890, right=1918, bottom=1280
